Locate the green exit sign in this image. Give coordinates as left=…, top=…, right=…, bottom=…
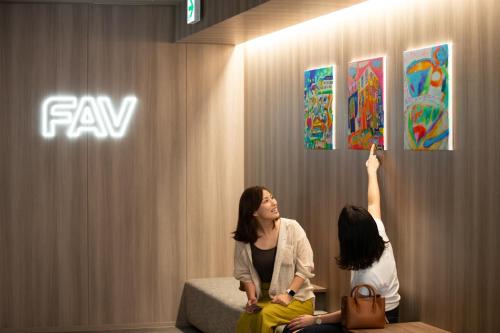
left=187, top=0, right=200, bottom=24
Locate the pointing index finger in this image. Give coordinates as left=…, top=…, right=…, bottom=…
left=370, top=143, right=376, bottom=156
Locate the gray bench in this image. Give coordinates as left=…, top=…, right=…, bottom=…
left=183, top=277, right=246, bottom=332
left=181, top=277, right=326, bottom=333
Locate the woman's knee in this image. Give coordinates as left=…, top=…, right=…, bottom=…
left=259, top=304, right=279, bottom=319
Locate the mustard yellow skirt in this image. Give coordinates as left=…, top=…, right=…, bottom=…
left=236, top=283, right=314, bottom=333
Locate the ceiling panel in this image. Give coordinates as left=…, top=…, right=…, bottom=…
left=175, top=0, right=366, bottom=45
left=1, top=0, right=182, bottom=5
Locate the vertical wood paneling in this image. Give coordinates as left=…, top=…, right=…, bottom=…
left=479, top=5, right=500, bottom=333
left=186, top=44, right=244, bottom=279
left=243, top=30, right=344, bottom=293
left=243, top=0, right=500, bottom=332
left=1, top=3, right=245, bottom=331
left=149, top=9, right=188, bottom=324
left=0, top=4, right=89, bottom=328
left=87, top=5, right=186, bottom=325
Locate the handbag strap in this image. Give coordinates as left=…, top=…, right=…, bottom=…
left=351, top=284, right=377, bottom=298
left=351, top=284, right=381, bottom=311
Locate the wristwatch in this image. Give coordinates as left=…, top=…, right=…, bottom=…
left=286, top=289, right=296, bottom=297
left=315, top=315, right=322, bottom=325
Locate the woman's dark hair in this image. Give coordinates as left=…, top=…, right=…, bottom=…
left=233, top=186, right=274, bottom=244
left=336, top=205, right=387, bottom=270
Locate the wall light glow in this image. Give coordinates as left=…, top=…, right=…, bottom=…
left=41, top=95, right=138, bottom=139
left=241, top=0, right=402, bottom=47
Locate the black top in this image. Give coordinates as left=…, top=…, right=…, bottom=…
left=251, top=243, right=277, bottom=283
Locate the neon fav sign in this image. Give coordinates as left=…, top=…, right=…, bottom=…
left=41, top=95, right=138, bottom=139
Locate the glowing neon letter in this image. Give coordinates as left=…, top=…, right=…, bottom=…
left=97, top=96, right=138, bottom=138
left=40, top=95, right=138, bottom=139
left=67, top=96, right=108, bottom=138
left=42, top=96, right=77, bottom=138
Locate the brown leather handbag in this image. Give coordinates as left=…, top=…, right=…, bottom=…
left=341, top=284, right=386, bottom=330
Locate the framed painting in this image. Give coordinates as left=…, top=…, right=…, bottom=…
left=304, top=66, right=335, bottom=149
left=404, top=43, right=452, bottom=150
left=347, top=57, right=386, bottom=150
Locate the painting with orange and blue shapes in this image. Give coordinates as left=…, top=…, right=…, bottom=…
left=404, top=44, right=451, bottom=150
left=304, top=66, right=334, bottom=149
left=347, top=57, right=385, bottom=150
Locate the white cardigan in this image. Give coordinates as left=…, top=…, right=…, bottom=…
left=234, top=218, right=315, bottom=302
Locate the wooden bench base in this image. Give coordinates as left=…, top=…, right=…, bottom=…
left=349, top=321, right=450, bottom=333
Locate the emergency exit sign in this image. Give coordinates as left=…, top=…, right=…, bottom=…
left=187, top=0, right=200, bottom=24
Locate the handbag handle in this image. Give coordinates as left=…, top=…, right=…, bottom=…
left=350, top=284, right=377, bottom=298
left=350, top=284, right=381, bottom=311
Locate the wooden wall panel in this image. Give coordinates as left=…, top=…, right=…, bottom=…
left=149, top=9, right=188, bottom=324
left=243, top=0, right=500, bottom=332
left=86, top=5, right=186, bottom=325
left=186, top=44, right=244, bottom=278
left=0, top=4, right=89, bottom=328
left=1, top=3, right=245, bottom=331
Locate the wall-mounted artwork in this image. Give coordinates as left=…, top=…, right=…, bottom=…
left=304, top=66, right=335, bottom=149
left=403, top=43, right=452, bottom=150
left=347, top=57, right=385, bottom=150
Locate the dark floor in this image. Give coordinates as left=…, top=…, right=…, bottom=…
left=66, top=326, right=202, bottom=333
left=161, top=327, right=202, bottom=333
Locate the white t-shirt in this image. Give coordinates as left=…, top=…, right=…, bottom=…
left=350, top=218, right=400, bottom=311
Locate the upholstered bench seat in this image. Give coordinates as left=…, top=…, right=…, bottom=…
left=184, top=277, right=246, bottom=333
left=183, top=277, right=326, bottom=333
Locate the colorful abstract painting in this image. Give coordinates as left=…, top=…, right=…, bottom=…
left=403, top=44, right=451, bottom=150
left=347, top=57, right=385, bottom=150
left=304, top=66, right=334, bottom=149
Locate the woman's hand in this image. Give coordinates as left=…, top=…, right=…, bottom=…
left=287, top=314, right=316, bottom=331
left=366, top=144, right=380, bottom=174
left=245, top=297, right=260, bottom=313
left=271, top=293, right=293, bottom=306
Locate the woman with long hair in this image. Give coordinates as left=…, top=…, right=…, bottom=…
left=285, top=145, right=400, bottom=332
left=234, top=186, right=316, bottom=333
